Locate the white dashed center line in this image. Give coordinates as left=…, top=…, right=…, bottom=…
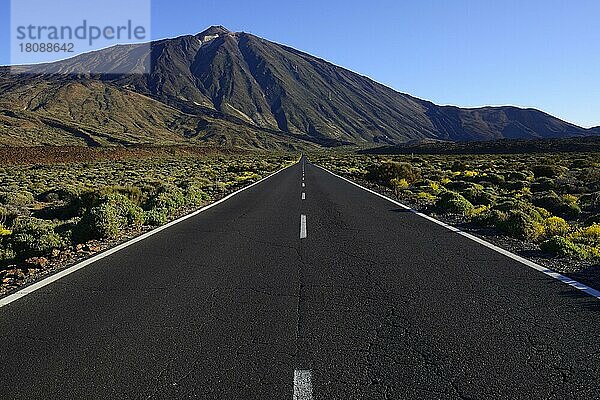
left=302, top=183, right=305, bottom=188
left=302, top=192, right=306, bottom=200
left=293, top=370, right=313, bottom=400
left=300, top=215, right=307, bottom=239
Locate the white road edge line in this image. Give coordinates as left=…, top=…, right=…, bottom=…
left=293, top=370, right=313, bottom=400
left=300, top=215, right=307, bottom=239
left=315, top=164, right=600, bottom=301
left=0, top=163, right=297, bottom=308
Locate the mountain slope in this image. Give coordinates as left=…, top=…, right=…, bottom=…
left=0, top=74, right=309, bottom=149
left=2, top=26, right=597, bottom=147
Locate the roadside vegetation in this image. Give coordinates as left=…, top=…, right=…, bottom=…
left=0, top=148, right=296, bottom=290
left=313, top=152, right=600, bottom=267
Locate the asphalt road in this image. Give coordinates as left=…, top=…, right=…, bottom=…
left=1, top=157, right=600, bottom=399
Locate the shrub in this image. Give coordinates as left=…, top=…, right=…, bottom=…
left=479, top=173, right=505, bottom=185
left=390, top=178, right=409, bottom=193
left=472, top=200, right=547, bottom=241
left=0, top=205, right=20, bottom=229
left=366, top=161, right=421, bottom=187
left=145, top=184, right=186, bottom=212
left=0, top=225, right=11, bottom=236
left=0, top=246, right=16, bottom=264
left=493, top=199, right=549, bottom=218
left=496, top=210, right=545, bottom=241
left=532, top=191, right=581, bottom=219
left=504, top=171, right=530, bottom=181
left=234, top=171, right=261, bottom=183
left=570, top=224, right=600, bottom=247
left=570, top=158, right=594, bottom=169
left=75, top=203, right=125, bottom=241
left=145, top=208, right=168, bottom=226
left=472, top=208, right=506, bottom=227
left=541, top=237, right=583, bottom=258
left=108, top=185, right=144, bottom=205
left=428, top=181, right=441, bottom=193
left=543, top=217, right=570, bottom=238
left=461, top=187, right=496, bottom=206
left=467, top=206, right=490, bottom=219
left=578, top=168, right=600, bottom=191
left=416, top=192, right=437, bottom=204
left=9, top=217, right=64, bottom=259
left=541, top=224, right=600, bottom=260
left=445, top=180, right=477, bottom=191
left=108, top=194, right=145, bottom=226
left=531, top=164, right=567, bottom=178
left=0, top=191, right=35, bottom=207
left=184, top=184, right=209, bottom=207
left=435, top=191, right=474, bottom=215
left=74, top=193, right=143, bottom=241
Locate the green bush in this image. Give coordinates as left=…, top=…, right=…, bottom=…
left=0, top=245, right=16, bottom=264
left=390, top=178, right=410, bottom=193
left=0, top=247, right=16, bottom=260
left=504, top=171, right=531, bottom=181
left=479, top=173, right=505, bottom=185
left=496, top=210, right=545, bottom=241
left=531, top=164, right=567, bottom=178
left=76, top=203, right=125, bottom=241
left=0, top=205, right=19, bottom=228
left=110, top=194, right=145, bottom=226
left=541, top=237, right=583, bottom=258
left=472, top=200, right=547, bottom=241
left=445, top=180, right=476, bottom=191
left=74, top=193, right=144, bottom=241
left=0, top=191, right=35, bottom=207
left=9, top=217, right=64, bottom=259
left=461, top=187, right=497, bottom=206
left=570, top=224, right=600, bottom=247
left=107, top=185, right=144, bottom=205
left=183, top=184, right=209, bottom=207
left=145, top=184, right=186, bottom=212
left=366, top=161, right=421, bottom=187
left=543, top=216, right=570, bottom=238
left=570, top=158, right=594, bottom=169
left=435, top=191, right=474, bottom=215
left=471, top=208, right=506, bottom=227
left=532, top=191, right=581, bottom=219
left=145, top=208, right=168, bottom=226
left=540, top=224, right=600, bottom=260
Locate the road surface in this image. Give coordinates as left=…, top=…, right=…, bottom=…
left=1, top=158, right=599, bottom=399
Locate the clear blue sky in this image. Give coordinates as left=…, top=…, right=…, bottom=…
left=1, top=0, right=598, bottom=127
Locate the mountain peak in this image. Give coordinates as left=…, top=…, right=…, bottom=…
left=197, top=25, right=231, bottom=37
